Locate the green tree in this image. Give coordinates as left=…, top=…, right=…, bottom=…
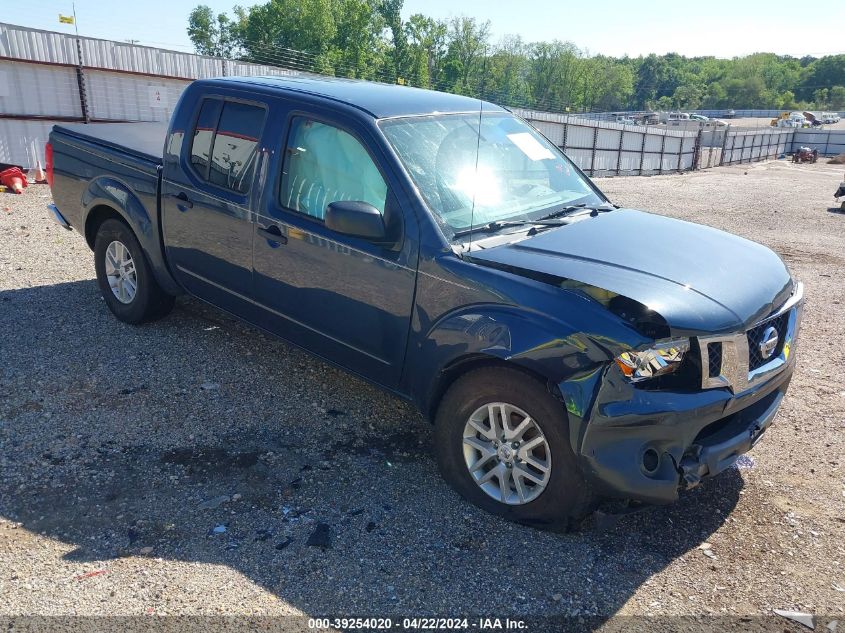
left=378, top=0, right=409, bottom=82
left=186, top=4, right=845, bottom=114
left=238, top=0, right=337, bottom=68
left=442, top=16, right=491, bottom=95
left=527, top=41, right=582, bottom=111
left=327, top=0, right=386, bottom=79
left=405, top=14, right=448, bottom=88
left=187, top=5, right=239, bottom=57
left=830, top=86, right=845, bottom=110
left=814, top=88, right=829, bottom=108
left=485, top=35, right=530, bottom=105
left=672, top=84, right=704, bottom=109
left=800, top=55, right=845, bottom=101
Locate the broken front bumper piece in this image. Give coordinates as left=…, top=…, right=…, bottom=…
left=577, top=348, right=794, bottom=505
left=677, top=388, right=782, bottom=488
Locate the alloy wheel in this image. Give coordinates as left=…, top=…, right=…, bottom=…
left=104, top=240, right=137, bottom=304
left=462, top=402, right=552, bottom=505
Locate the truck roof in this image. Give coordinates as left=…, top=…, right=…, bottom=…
left=209, top=75, right=505, bottom=119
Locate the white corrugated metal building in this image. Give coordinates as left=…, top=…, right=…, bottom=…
left=0, top=22, right=294, bottom=167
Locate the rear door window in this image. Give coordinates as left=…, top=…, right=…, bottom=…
left=189, top=99, right=266, bottom=194
left=190, top=99, right=222, bottom=178
left=209, top=101, right=265, bottom=194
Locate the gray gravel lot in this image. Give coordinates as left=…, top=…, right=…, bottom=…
left=1, top=160, right=844, bottom=628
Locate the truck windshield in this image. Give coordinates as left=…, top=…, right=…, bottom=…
left=380, top=112, right=604, bottom=237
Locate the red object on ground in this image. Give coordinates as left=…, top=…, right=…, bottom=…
left=0, top=167, right=27, bottom=194
left=74, top=569, right=108, bottom=581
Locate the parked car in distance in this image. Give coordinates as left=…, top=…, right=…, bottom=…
left=615, top=116, right=637, bottom=125
left=724, top=109, right=736, bottom=118
left=640, top=112, right=660, bottom=125
left=660, top=111, right=691, bottom=124
left=46, top=76, right=804, bottom=530
left=689, top=114, right=709, bottom=121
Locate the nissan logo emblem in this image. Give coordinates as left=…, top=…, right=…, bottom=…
left=759, top=326, right=779, bottom=360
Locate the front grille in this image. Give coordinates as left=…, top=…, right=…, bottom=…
left=746, top=313, right=789, bottom=371
left=707, top=342, right=723, bottom=377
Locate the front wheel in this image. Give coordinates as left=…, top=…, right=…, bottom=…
left=93, top=218, right=174, bottom=324
left=434, top=367, right=595, bottom=531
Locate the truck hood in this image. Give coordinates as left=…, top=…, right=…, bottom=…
left=469, top=209, right=794, bottom=335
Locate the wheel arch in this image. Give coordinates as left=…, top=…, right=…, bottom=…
left=425, top=354, right=563, bottom=423
left=81, top=177, right=181, bottom=296
left=84, top=204, right=127, bottom=249
left=409, top=302, right=621, bottom=422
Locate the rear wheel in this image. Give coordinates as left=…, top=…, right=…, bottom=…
left=93, top=219, right=174, bottom=324
left=434, top=367, right=595, bottom=531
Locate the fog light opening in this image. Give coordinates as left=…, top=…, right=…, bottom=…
left=642, top=448, right=661, bottom=474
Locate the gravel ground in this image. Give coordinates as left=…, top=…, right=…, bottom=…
left=1, top=160, right=844, bottom=630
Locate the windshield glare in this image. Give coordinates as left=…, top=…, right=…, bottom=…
left=380, top=112, right=604, bottom=237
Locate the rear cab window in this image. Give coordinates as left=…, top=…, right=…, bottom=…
left=189, top=98, right=266, bottom=194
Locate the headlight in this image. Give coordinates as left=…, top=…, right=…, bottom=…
left=615, top=339, right=690, bottom=382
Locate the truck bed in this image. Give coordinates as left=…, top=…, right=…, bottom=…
left=53, top=122, right=167, bottom=165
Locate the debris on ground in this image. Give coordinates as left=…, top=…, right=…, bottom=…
left=774, top=609, right=816, bottom=630
left=75, top=570, right=107, bottom=581
left=306, top=522, right=332, bottom=548
left=828, top=153, right=845, bottom=165
left=210, top=524, right=227, bottom=535
left=139, top=546, right=154, bottom=555
left=734, top=455, right=756, bottom=469
left=198, top=495, right=230, bottom=510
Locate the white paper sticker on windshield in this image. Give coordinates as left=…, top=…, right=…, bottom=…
left=507, top=132, right=555, bottom=161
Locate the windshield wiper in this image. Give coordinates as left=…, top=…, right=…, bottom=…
left=452, top=218, right=567, bottom=239
left=537, top=202, right=615, bottom=221
left=452, top=202, right=616, bottom=240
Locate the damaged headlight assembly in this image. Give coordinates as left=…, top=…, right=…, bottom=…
left=614, top=339, right=690, bottom=382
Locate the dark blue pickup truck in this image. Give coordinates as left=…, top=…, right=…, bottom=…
left=47, top=76, right=803, bottom=529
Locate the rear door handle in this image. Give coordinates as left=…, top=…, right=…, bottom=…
left=170, top=191, right=193, bottom=210
left=257, top=224, right=287, bottom=245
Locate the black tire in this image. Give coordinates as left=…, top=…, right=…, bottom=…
left=434, top=367, right=596, bottom=531
left=93, top=218, right=174, bottom=324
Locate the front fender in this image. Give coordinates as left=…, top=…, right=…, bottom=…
left=410, top=303, right=636, bottom=419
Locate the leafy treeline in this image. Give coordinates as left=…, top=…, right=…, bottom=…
left=187, top=0, right=845, bottom=112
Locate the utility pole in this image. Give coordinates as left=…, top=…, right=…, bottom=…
left=72, top=3, right=91, bottom=123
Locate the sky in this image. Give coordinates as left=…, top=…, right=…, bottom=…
left=14, top=0, right=845, bottom=59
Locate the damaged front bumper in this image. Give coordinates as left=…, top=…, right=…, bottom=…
left=571, top=290, right=802, bottom=505
left=577, top=368, right=792, bottom=504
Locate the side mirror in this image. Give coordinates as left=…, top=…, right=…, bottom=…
left=325, top=200, right=386, bottom=241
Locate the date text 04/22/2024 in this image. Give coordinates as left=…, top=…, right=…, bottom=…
left=307, top=618, right=528, bottom=630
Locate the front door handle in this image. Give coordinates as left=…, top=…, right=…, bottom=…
left=170, top=191, right=193, bottom=211
left=257, top=224, right=287, bottom=245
